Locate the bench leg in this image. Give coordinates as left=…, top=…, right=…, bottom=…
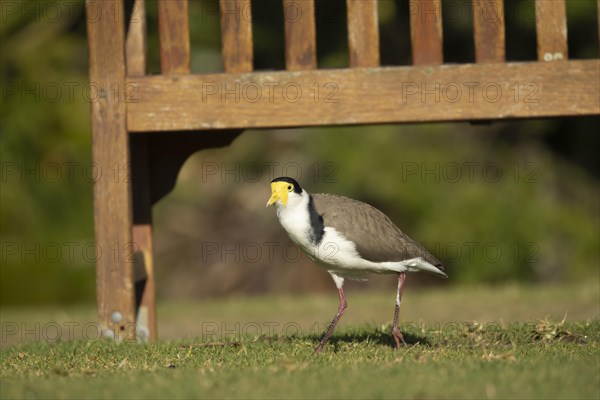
left=91, top=125, right=136, bottom=341
left=132, top=135, right=157, bottom=342
left=88, top=0, right=136, bottom=341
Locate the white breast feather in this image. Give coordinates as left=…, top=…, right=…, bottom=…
left=275, top=193, right=442, bottom=280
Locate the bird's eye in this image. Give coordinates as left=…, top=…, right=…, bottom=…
left=287, top=185, right=292, bottom=191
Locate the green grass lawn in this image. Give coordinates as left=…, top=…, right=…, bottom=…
left=1, top=283, right=599, bottom=399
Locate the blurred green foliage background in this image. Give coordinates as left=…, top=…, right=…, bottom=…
left=1, top=0, right=598, bottom=306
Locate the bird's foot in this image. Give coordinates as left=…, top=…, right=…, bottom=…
left=314, top=344, right=324, bottom=354
left=392, top=327, right=407, bottom=348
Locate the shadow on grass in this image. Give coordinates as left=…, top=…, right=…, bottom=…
left=251, top=327, right=432, bottom=351
left=303, top=329, right=432, bottom=351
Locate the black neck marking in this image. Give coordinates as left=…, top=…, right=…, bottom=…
left=307, top=195, right=324, bottom=245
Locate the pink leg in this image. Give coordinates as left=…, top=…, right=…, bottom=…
left=315, top=287, right=347, bottom=353
left=392, top=273, right=407, bottom=348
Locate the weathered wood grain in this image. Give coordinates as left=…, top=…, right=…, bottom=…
left=158, top=0, right=190, bottom=74
left=127, top=60, right=600, bottom=131
left=87, top=0, right=136, bottom=341
left=126, top=0, right=147, bottom=76
left=220, top=0, right=253, bottom=72
left=125, top=0, right=157, bottom=342
left=409, top=0, right=443, bottom=65
left=535, top=0, right=568, bottom=61
left=283, top=0, right=316, bottom=70
left=473, top=0, right=505, bottom=63
left=347, top=0, right=380, bottom=67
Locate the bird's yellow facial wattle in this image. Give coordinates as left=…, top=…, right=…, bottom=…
left=266, top=181, right=293, bottom=207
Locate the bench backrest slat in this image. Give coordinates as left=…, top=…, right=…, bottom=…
left=284, top=0, right=317, bottom=70
left=410, top=0, right=443, bottom=65
left=473, top=0, right=505, bottom=63
left=220, top=0, right=254, bottom=73
left=347, top=0, right=380, bottom=67
left=126, top=0, right=147, bottom=77
left=535, top=0, right=568, bottom=61
left=119, top=0, right=598, bottom=130
left=158, top=0, right=190, bottom=74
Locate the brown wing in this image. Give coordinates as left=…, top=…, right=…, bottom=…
left=312, top=193, right=443, bottom=267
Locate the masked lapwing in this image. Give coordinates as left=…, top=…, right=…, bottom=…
left=266, top=177, right=447, bottom=353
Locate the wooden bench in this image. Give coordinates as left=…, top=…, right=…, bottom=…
left=86, top=0, right=599, bottom=341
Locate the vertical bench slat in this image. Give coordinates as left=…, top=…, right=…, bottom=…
left=535, top=0, right=568, bottom=61
left=283, top=0, right=317, bottom=70
left=473, top=0, right=505, bottom=63
left=87, top=0, right=136, bottom=340
left=131, top=135, right=157, bottom=343
left=126, top=0, right=157, bottom=342
left=158, top=0, right=191, bottom=74
left=220, top=0, right=254, bottom=72
left=410, top=0, right=443, bottom=65
left=346, top=0, right=380, bottom=67
left=126, top=0, right=147, bottom=76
